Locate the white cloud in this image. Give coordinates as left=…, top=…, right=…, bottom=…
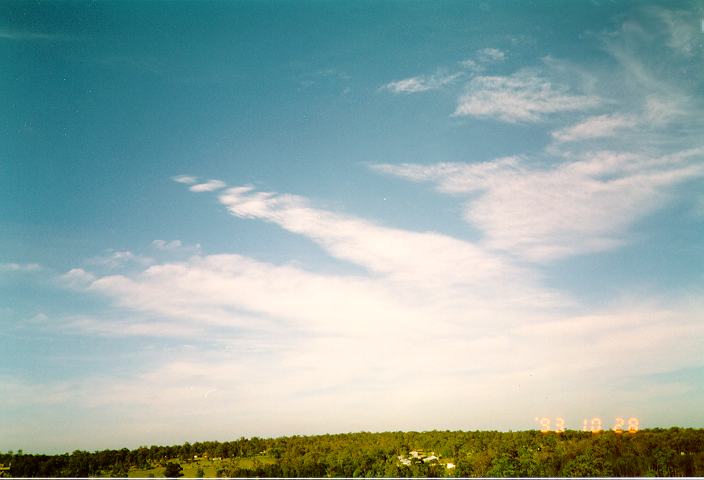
left=459, top=47, right=507, bottom=73
left=650, top=7, right=700, bottom=57
left=382, top=72, right=462, bottom=94
left=551, top=113, right=638, bottom=143
left=426, top=27, right=704, bottom=256
left=216, top=185, right=561, bottom=307
left=64, top=316, right=202, bottom=338
left=64, top=183, right=561, bottom=343
left=386, top=48, right=506, bottom=98
left=87, top=250, right=154, bottom=269
left=152, top=239, right=182, bottom=250
left=152, top=239, right=202, bottom=255
left=374, top=147, right=704, bottom=261
left=458, top=59, right=483, bottom=73
left=643, top=95, right=688, bottom=126
left=10, top=5, right=704, bottom=448
left=30, top=262, right=704, bottom=448
left=20, top=172, right=703, bottom=448
left=476, top=47, right=506, bottom=63
left=189, top=179, right=227, bottom=192
left=0, top=29, right=68, bottom=41
left=23, top=311, right=201, bottom=339
left=599, top=12, right=699, bottom=122
left=0, top=262, right=41, bottom=272
left=53, top=245, right=565, bottom=437
left=454, top=70, right=601, bottom=122
left=60, top=182, right=575, bottom=345
left=60, top=251, right=699, bottom=400
left=171, top=174, right=197, bottom=184
left=372, top=156, right=522, bottom=193
left=60, top=268, right=97, bottom=288
left=83, top=254, right=405, bottom=334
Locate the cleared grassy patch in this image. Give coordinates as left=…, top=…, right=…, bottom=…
left=126, top=455, right=275, bottom=478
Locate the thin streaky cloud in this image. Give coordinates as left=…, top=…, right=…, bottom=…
left=0, top=262, right=41, bottom=272
left=386, top=47, right=505, bottom=96
left=371, top=156, right=524, bottom=193
left=476, top=47, right=506, bottom=63
left=0, top=28, right=70, bottom=41
left=60, top=268, right=97, bottom=289
left=648, top=6, right=700, bottom=57
left=459, top=47, right=507, bottom=73
left=171, top=174, right=197, bottom=184
left=152, top=239, right=183, bottom=251
left=373, top=147, right=704, bottom=261
left=189, top=179, right=227, bottom=192
left=382, top=72, right=462, bottom=94
left=5, top=2, right=704, bottom=450
left=551, top=113, right=638, bottom=143
left=44, top=243, right=704, bottom=445
left=213, top=183, right=564, bottom=307
left=44, top=315, right=202, bottom=339
left=454, top=69, right=601, bottom=123
left=151, top=239, right=203, bottom=256
left=216, top=186, right=516, bottom=285
left=86, top=250, right=154, bottom=269
left=458, top=59, right=484, bottom=73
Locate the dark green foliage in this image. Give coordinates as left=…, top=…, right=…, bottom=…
left=163, top=461, right=183, bottom=477
left=2, top=427, right=704, bottom=477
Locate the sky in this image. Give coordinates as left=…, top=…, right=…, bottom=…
left=1, top=0, right=704, bottom=453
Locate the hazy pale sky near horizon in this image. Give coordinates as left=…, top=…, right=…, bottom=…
left=2, top=0, right=704, bottom=453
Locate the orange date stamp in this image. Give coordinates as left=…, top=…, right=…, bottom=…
left=534, top=416, right=639, bottom=433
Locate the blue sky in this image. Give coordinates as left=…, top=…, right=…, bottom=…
left=1, top=0, right=704, bottom=453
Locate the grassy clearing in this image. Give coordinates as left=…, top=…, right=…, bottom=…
left=126, top=455, right=276, bottom=478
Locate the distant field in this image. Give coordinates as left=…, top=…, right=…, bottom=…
left=127, top=455, right=277, bottom=477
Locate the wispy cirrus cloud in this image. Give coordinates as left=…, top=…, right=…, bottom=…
left=42, top=314, right=202, bottom=338
left=87, top=250, right=154, bottom=269
left=17, top=159, right=701, bottom=448
left=35, top=193, right=704, bottom=447
left=373, top=147, right=704, bottom=261
left=382, top=71, right=463, bottom=94
left=476, top=47, right=506, bottom=63
left=171, top=174, right=197, bottom=184
left=60, top=268, right=97, bottom=289
left=372, top=7, right=703, bottom=262
left=8, top=5, right=704, bottom=450
left=0, top=262, right=41, bottom=272
left=58, top=181, right=567, bottom=345
left=457, top=59, right=483, bottom=72
left=384, top=47, right=506, bottom=94
left=551, top=113, right=638, bottom=143
left=459, top=47, right=506, bottom=73
left=454, top=69, right=601, bottom=122
left=8, top=295, right=703, bottom=450
left=0, top=28, right=71, bottom=41
left=648, top=6, right=701, bottom=57
left=70, top=254, right=414, bottom=338
left=151, top=239, right=202, bottom=255
left=216, top=185, right=557, bottom=306
left=170, top=174, right=227, bottom=192
left=189, top=179, right=227, bottom=192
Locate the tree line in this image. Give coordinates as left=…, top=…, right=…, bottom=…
left=2, top=427, right=703, bottom=477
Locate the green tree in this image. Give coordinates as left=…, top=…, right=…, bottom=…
left=562, top=452, right=611, bottom=477
left=487, top=453, right=518, bottom=477
left=109, top=462, right=129, bottom=477
left=163, top=461, right=183, bottom=478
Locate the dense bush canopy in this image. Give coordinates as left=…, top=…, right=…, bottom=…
left=2, top=428, right=703, bottom=477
